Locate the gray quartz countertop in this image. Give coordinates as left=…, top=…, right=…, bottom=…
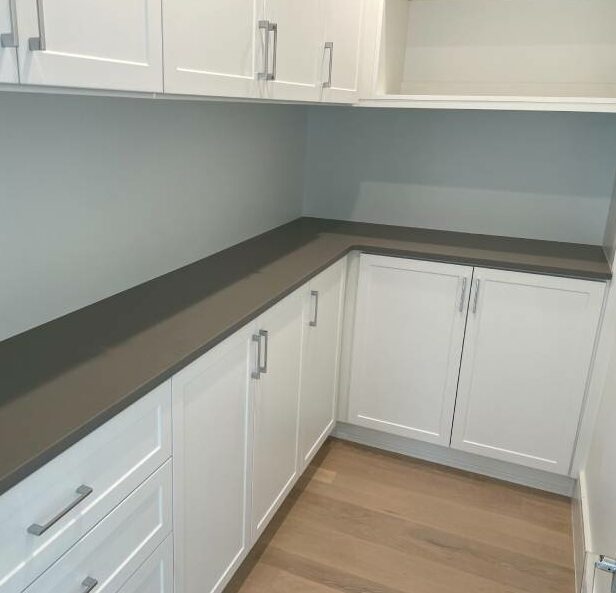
left=0, top=217, right=610, bottom=495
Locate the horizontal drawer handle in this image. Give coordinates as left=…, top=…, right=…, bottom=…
left=27, top=484, right=93, bottom=536
left=81, top=577, right=98, bottom=593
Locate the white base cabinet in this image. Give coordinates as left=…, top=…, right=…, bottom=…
left=348, top=255, right=472, bottom=446
left=298, top=260, right=346, bottom=470
left=119, top=537, right=173, bottom=593
left=451, top=268, right=605, bottom=474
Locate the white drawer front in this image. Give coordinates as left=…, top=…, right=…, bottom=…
left=119, top=536, right=173, bottom=593
left=0, top=382, right=172, bottom=593
left=24, top=461, right=172, bottom=593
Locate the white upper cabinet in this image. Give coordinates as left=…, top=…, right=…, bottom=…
left=451, top=268, right=605, bottom=474
left=320, top=0, right=364, bottom=103
left=251, top=290, right=303, bottom=539
left=348, top=255, right=473, bottom=446
left=0, top=0, right=19, bottom=83
left=163, top=0, right=260, bottom=98
left=172, top=325, right=254, bottom=593
left=298, top=260, right=346, bottom=470
left=258, top=0, right=322, bottom=102
left=16, top=0, right=163, bottom=91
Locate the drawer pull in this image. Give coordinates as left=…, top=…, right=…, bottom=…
left=81, top=577, right=98, bottom=593
left=27, top=485, right=93, bottom=536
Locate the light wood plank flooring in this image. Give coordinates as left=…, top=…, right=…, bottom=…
left=225, top=438, right=574, bottom=593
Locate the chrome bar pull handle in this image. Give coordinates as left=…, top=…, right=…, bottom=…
left=252, top=333, right=262, bottom=379
left=322, top=42, right=333, bottom=88
left=0, top=0, right=19, bottom=48
left=27, top=485, right=93, bottom=536
left=309, top=290, right=319, bottom=327
left=270, top=22, right=278, bottom=81
left=260, top=329, right=268, bottom=374
left=81, top=577, right=98, bottom=593
left=472, top=279, right=481, bottom=314
left=258, top=20, right=276, bottom=80
left=28, top=0, right=46, bottom=51
left=458, top=277, right=468, bottom=313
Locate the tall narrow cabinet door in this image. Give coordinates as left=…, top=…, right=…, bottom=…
left=260, top=0, right=322, bottom=102
left=320, top=0, right=364, bottom=103
left=0, top=0, right=19, bottom=83
left=16, top=0, right=162, bottom=91
left=252, top=290, right=303, bottom=539
left=172, top=324, right=254, bottom=593
left=298, top=260, right=346, bottom=470
left=163, top=0, right=260, bottom=97
left=451, top=268, right=605, bottom=474
left=348, top=255, right=472, bottom=446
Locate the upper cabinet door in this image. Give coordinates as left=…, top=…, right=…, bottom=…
left=0, top=0, right=19, bottom=83
left=16, top=0, right=163, bottom=91
left=451, top=268, right=605, bottom=475
left=320, top=0, right=364, bottom=103
left=163, top=0, right=260, bottom=98
left=259, top=0, right=322, bottom=102
left=348, top=255, right=473, bottom=446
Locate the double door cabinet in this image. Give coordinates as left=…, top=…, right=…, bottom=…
left=348, top=254, right=605, bottom=475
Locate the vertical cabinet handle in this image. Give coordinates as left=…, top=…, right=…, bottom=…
left=81, top=577, right=98, bottom=593
left=309, top=290, right=319, bottom=326
left=260, top=329, right=268, bottom=374
left=28, top=0, right=46, bottom=51
left=0, top=0, right=19, bottom=48
left=472, top=279, right=481, bottom=314
left=27, top=485, right=93, bottom=536
left=252, top=330, right=268, bottom=379
left=458, top=277, right=468, bottom=313
left=258, top=20, right=277, bottom=81
left=322, top=42, right=334, bottom=88
left=252, top=332, right=262, bottom=379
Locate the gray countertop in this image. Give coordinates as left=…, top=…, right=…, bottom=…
left=0, top=217, right=610, bottom=495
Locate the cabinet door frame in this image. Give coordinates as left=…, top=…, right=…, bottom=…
left=451, top=267, right=606, bottom=474
left=0, top=0, right=19, bottom=83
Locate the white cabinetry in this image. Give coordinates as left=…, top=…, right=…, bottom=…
left=348, top=255, right=472, bottom=446
left=0, top=0, right=18, bottom=83
left=119, top=537, right=173, bottom=593
left=298, top=260, right=346, bottom=470
left=172, top=325, right=254, bottom=593
left=451, top=268, right=605, bottom=474
left=16, top=0, right=163, bottom=91
left=162, top=0, right=259, bottom=98
left=251, top=290, right=303, bottom=539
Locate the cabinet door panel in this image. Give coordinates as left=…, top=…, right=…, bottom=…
left=321, top=0, right=364, bottom=103
left=299, top=260, right=345, bottom=469
left=0, top=0, right=18, bottom=83
left=172, top=325, right=254, bottom=593
left=17, top=0, right=162, bottom=91
left=163, top=0, right=259, bottom=97
left=252, top=291, right=303, bottom=539
left=348, top=255, right=472, bottom=445
left=119, top=537, right=173, bottom=593
left=451, top=268, right=604, bottom=474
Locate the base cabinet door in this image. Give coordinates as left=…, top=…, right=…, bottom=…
left=163, top=0, right=259, bottom=98
left=451, top=268, right=605, bottom=474
left=172, top=325, right=254, bottom=593
left=16, top=0, right=163, bottom=91
left=0, top=0, right=19, bottom=83
left=252, top=291, right=303, bottom=539
left=298, top=259, right=345, bottom=469
left=119, top=537, right=173, bottom=593
left=348, top=254, right=473, bottom=446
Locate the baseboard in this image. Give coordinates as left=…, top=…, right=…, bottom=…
left=333, top=422, right=575, bottom=497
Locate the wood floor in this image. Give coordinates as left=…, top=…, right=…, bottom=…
left=225, top=438, right=574, bottom=593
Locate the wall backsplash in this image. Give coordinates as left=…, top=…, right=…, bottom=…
left=303, top=106, right=616, bottom=245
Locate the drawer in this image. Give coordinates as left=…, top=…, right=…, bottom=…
left=119, top=536, right=173, bottom=593
left=0, top=382, right=172, bottom=593
left=24, top=460, right=172, bottom=593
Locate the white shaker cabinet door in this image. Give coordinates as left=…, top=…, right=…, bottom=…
left=16, top=0, right=163, bottom=91
left=348, top=254, right=472, bottom=446
left=252, top=290, right=303, bottom=540
left=163, top=0, right=260, bottom=98
left=172, top=324, right=255, bottom=593
left=320, top=0, right=364, bottom=103
left=0, top=0, right=18, bottom=83
left=298, top=259, right=346, bottom=470
left=451, top=268, right=605, bottom=474
left=259, top=0, right=322, bottom=102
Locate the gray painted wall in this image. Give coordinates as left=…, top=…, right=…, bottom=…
left=303, top=107, right=616, bottom=244
left=0, top=93, right=307, bottom=341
